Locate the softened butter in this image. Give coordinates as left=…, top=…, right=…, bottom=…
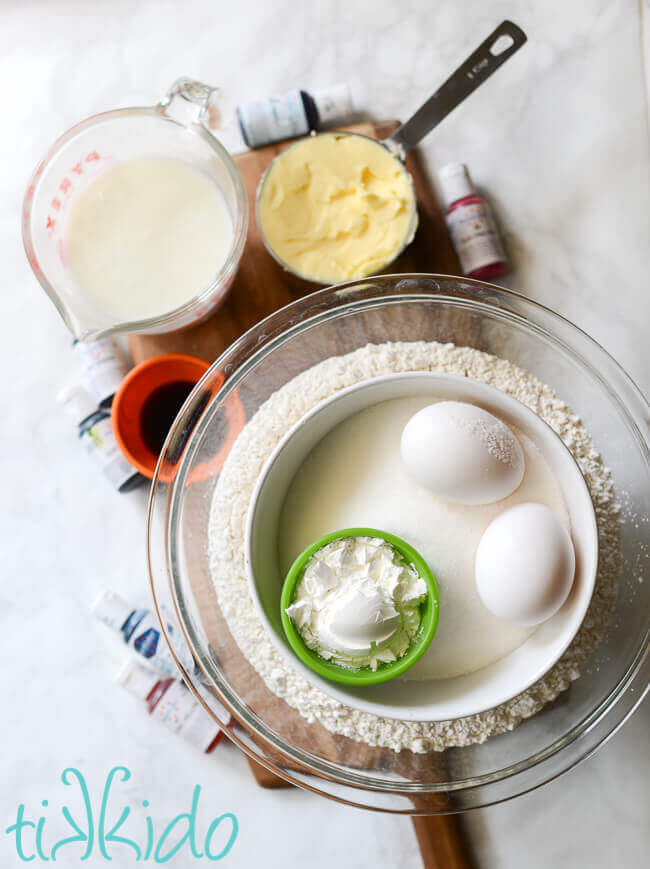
left=258, top=133, right=416, bottom=283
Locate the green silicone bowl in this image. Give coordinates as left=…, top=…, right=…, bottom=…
left=280, top=527, right=440, bottom=686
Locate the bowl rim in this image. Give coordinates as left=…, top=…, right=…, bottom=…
left=279, top=526, right=440, bottom=685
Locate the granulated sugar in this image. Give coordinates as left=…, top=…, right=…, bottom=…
left=208, top=342, right=620, bottom=752
left=462, top=413, right=520, bottom=466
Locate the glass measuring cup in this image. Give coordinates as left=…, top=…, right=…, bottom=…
left=22, top=78, right=248, bottom=341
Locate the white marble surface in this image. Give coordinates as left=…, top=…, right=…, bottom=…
left=1, top=0, right=648, bottom=866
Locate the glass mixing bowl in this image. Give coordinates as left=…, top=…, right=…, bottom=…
left=148, top=275, right=648, bottom=813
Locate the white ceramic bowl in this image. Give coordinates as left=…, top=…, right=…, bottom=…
left=245, top=372, right=598, bottom=722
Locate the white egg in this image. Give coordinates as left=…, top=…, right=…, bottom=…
left=400, top=401, right=525, bottom=505
left=475, top=502, right=575, bottom=626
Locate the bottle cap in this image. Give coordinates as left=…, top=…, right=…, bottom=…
left=438, top=163, right=474, bottom=208
left=72, top=338, right=129, bottom=407
left=313, top=83, right=354, bottom=126
left=116, top=658, right=160, bottom=700
left=92, top=590, right=132, bottom=631
left=57, top=383, right=98, bottom=426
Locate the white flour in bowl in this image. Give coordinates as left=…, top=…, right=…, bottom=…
left=208, top=342, right=620, bottom=752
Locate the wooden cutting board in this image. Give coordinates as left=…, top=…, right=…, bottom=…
left=129, top=120, right=459, bottom=364
left=130, top=124, right=475, bottom=867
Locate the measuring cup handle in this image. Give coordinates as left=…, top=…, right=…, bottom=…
left=386, top=20, right=527, bottom=157
left=157, top=77, right=225, bottom=131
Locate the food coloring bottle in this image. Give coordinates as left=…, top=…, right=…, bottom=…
left=93, top=589, right=196, bottom=676
left=438, top=163, right=509, bottom=280
left=72, top=337, right=129, bottom=409
left=237, top=83, right=353, bottom=148
left=58, top=383, right=142, bottom=492
left=116, top=660, right=230, bottom=753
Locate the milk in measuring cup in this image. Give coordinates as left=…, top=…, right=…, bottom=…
left=65, top=157, right=234, bottom=321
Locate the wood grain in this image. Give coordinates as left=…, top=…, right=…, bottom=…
left=412, top=815, right=477, bottom=869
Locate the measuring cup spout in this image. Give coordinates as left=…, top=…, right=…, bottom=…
left=157, top=77, right=227, bottom=132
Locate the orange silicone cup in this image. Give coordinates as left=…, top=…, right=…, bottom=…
left=112, top=353, right=212, bottom=479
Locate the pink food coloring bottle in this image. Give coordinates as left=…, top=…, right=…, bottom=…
left=439, top=163, right=508, bottom=280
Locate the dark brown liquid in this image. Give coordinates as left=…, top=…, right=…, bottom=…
left=140, top=380, right=195, bottom=456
